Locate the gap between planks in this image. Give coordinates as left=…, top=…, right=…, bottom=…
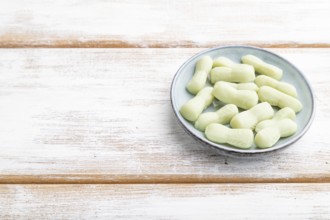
left=1, top=41, right=330, bottom=48
left=0, top=175, right=330, bottom=184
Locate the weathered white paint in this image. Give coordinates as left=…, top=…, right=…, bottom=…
left=0, top=184, right=329, bottom=219
left=0, top=0, right=328, bottom=218
left=0, top=0, right=330, bottom=47
left=0, top=48, right=329, bottom=183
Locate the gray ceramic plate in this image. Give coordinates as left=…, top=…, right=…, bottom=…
left=171, top=45, right=315, bottom=156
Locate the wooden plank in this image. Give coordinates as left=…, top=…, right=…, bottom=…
left=0, top=48, right=329, bottom=183
left=1, top=0, right=330, bottom=48
left=1, top=184, right=330, bottom=219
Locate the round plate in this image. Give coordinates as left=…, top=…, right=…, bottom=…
left=170, top=45, right=315, bottom=156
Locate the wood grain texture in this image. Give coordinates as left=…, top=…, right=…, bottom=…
left=0, top=48, right=329, bottom=183
left=1, top=0, right=330, bottom=48
left=1, top=184, right=330, bottom=219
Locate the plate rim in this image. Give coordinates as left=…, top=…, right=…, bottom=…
left=170, top=45, right=316, bottom=156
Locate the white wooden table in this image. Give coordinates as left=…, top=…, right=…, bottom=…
left=0, top=0, right=330, bottom=219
